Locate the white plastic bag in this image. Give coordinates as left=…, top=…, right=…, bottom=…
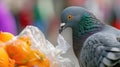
left=17, top=26, right=75, bottom=67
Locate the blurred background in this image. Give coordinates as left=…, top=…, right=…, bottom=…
left=0, top=0, right=120, bottom=45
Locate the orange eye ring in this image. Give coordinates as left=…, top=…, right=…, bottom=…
left=67, top=15, right=73, bottom=20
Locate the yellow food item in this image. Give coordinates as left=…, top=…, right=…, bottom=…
left=0, top=31, right=50, bottom=67
left=0, top=47, right=9, bottom=67
left=0, top=31, right=14, bottom=42
left=6, top=39, right=31, bottom=65
left=27, top=49, right=50, bottom=67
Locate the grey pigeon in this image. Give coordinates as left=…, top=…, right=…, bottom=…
left=59, top=6, right=120, bottom=67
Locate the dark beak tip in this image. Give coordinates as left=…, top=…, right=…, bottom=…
left=59, top=27, right=63, bottom=33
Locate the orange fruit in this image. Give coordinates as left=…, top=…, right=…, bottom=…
left=0, top=41, right=5, bottom=47
left=27, top=60, right=44, bottom=67
left=27, top=49, right=50, bottom=67
left=6, top=39, right=31, bottom=65
left=0, top=41, right=2, bottom=43
left=8, top=58, right=15, bottom=67
left=0, top=47, right=9, bottom=67
left=18, top=65, right=27, bottom=67
left=18, top=36, right=31, bottom=46
left=0, top=31, right=14, bottom=42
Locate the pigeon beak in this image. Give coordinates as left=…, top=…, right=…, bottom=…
left=59, top=23, right=67, bottom=33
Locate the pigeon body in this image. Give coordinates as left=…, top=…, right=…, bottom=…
left=60, top=6, right=120, bottom=67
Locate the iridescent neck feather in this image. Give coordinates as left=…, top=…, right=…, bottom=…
left=72, top=12, right=103, bottom=40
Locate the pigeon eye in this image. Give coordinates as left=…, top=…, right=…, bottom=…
left=67, top=15, right=73, bottom=21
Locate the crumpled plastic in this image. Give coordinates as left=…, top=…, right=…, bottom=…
left=15, top=25, right=75, bottom=67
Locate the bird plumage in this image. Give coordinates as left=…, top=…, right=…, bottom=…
left=60, top=6, right=120, bottom=67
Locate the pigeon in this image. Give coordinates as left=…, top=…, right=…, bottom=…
left=59, top=6, right=120, bottom=67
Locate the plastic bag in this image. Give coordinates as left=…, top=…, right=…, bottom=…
left=10, top=26, right=75, bottom=67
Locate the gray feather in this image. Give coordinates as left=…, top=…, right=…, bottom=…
left=79, top=25, right=120, bottom=67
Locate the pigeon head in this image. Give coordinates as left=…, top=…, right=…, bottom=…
left=59, top=6, right=105, bottom=62
left=59, top=6, right=97, bottom=33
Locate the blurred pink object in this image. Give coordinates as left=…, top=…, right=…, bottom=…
left=0, top=1, right=17, bottom=35
left=47, top=16, right=60, bottom=45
